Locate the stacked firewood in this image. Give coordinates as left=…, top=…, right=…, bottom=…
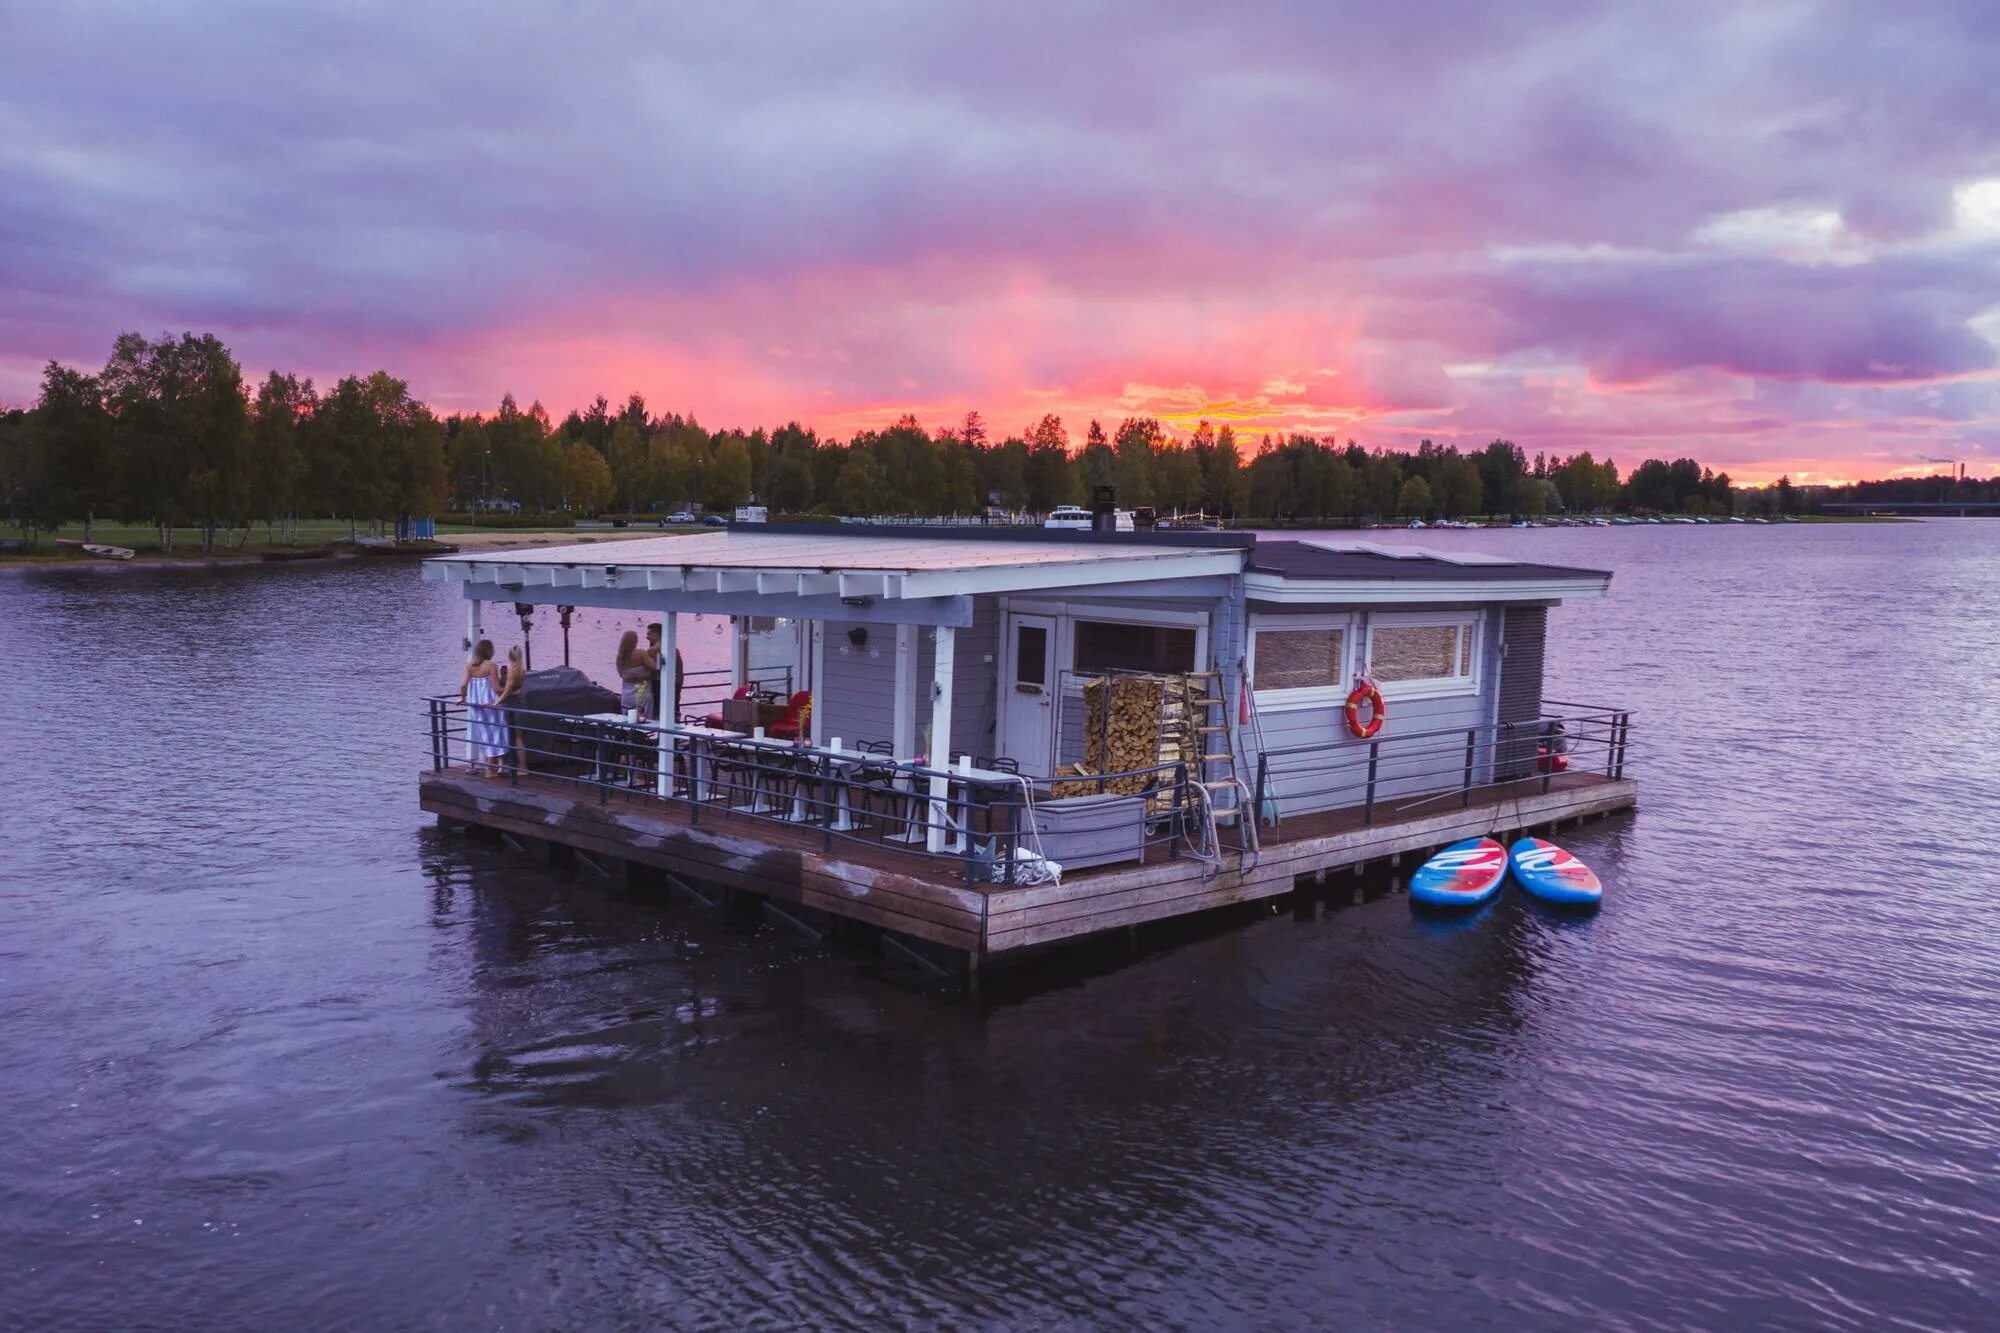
left=1051, top=673, right=1195, bottom=809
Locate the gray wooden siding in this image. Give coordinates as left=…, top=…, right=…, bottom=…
left=1250, top=608, right=1505, bottom=817
left=1495, top=605, right=1547, bottom=781
left=815, top=619, right=898, bottom=750
left=811, top=599, right=1000, bottom=759
left=916, top=595, right=1001, bottom=760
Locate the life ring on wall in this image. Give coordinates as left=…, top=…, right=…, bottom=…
left=1344, top=679, right=1386, bottom=739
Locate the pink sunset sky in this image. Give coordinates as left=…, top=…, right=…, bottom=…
left=5, top=3, right=2000, bottom=484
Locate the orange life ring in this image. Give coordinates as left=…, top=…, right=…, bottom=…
left=1344, top=680, right=1386, bottom=739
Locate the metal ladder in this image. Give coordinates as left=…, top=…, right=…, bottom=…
left=1184, top=671, right=1257, bottom=852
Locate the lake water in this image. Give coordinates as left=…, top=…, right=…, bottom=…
left=3, top=522, right=1997, bottom=1329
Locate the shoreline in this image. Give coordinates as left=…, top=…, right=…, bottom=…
left=0, top=527, right=690, bottom=571
left=0, top=514, right=1925, bottom=570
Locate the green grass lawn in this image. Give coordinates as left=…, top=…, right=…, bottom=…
left=13, top=519, right=377, bottom=555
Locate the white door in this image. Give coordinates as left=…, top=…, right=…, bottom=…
left=1000, top=613, right=1059, bottom=774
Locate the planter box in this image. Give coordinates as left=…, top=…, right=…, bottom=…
left=1023, top=792, right=1147, bottom=870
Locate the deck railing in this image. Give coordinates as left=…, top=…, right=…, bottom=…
left=675, top=666, right=793, bottom=718
left=1250, top=702, right=1633, bottom=830
left=422, top=697, right=1207, bottom=885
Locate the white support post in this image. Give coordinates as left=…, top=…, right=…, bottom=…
left=731, top=616, right=748, bottom=690
left=892, top=624, right=914, bottom=760
left=808, top=620, right=826, bottom=744
left=656, top=613, right=677, bottom=798
left=462, top=598, right=483, bottom=768
left=925, top=625, right=956, bottom=854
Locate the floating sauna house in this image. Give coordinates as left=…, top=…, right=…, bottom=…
left=421, top=526, right=1634, bottom=974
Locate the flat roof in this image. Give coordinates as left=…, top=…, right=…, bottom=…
left=1250, top=539, right=1611, bottom=583
left=424, top=527, right=1611, bottom=607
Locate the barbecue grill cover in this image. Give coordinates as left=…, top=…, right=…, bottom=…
left=511, top=665, right=619, bottom=717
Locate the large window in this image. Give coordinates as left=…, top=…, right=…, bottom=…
left=1367, top=614, right=1481, bottom=698
left=1073, top=619, right=1198, bottom=674
left=1252, top=626, right=1343, bottom=691
left=1249, top=614, right=1355, bottom=707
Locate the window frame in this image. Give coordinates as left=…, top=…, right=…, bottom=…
left=1248, top=612, right=1357, bottom=710
left=1364, top=609, right=1484, bottom=701
left=1003, top=599, right=1211, bottom=682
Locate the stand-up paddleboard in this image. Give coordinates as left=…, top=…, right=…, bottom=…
left=1409, top=837, right=1508, bottom=909
left=1509, top=837, right=1603, bottom=907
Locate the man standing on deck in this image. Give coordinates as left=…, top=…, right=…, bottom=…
left=646, top=622, right=682, bottom=721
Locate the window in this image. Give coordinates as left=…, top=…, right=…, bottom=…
left=1367, top=614, right=1481, bottom=698
left=1248, top=614, right=1354, bottom=707
left=1253, top=627, right=1346, bottom=692
left=1074, top=620, right=1197, bottom=674
left=1016, top=624, right=1048, bottom=687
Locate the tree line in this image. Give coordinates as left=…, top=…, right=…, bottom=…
left=4, top=329, right=1961, bottom=548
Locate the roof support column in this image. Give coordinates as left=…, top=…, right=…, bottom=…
left=892, top=625, right=914, bottom=759
left=808, top=620, right=825, bottom=745
left=655, top=613, right=677, bottom=798
left=464, top=598, right=482, bottom=658
left=925, top=625, right=956, bottom=854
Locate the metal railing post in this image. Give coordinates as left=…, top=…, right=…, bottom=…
left=820, top=756, right=836, bottom=853
left=1461, top=727, right=1476, bottom=807
left=1363, top=742, right=1380, bottom=827
left=1003, top=798, right=1019, bottom=885
left=961, top=786, right=978, bottom=884
left=1169, top=762, right=1186, bottom=860
left=428, top=699, right=443, bottom=772
left=595, top=724, right=609, bottom=805
left=1254, top=752, right=1268, bottom=826
left=689, top=738, right=703, bottom=825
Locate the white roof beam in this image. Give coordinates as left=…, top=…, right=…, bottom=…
left=644, top=568, right=685, bottom=592
left=838, top=572, right=892, bottom=599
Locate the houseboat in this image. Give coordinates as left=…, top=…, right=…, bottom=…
left=420, top=526, right=1634, bottom=977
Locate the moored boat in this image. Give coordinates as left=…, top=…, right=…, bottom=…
left=261, top=544, right=338, bottom=562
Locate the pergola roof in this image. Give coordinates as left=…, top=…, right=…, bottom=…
left=423, top=529, right=1245, bottom=602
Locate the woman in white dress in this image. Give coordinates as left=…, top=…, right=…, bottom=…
left=458, top=639, right=507, bottom=774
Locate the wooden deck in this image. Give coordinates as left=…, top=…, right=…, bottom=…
left=420, top=767, right=1637, bottom=964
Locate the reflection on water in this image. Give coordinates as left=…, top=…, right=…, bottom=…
left=3, top=524, right=1999, bottom=1327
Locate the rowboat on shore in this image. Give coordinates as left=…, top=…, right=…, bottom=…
left=354, top=539, right=461, bottom=557
left=56, top=539, right=136, bottom=561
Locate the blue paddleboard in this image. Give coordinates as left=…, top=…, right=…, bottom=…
left=1508, top=837, right=1603, bottom=907
left=1409, top=837, right=1508, bottom=909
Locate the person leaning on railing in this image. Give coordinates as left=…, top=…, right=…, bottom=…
left=497, top=644, right=528, bottom=774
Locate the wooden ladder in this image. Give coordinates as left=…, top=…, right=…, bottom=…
left=1183, top=671, right=1255, bottom=850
